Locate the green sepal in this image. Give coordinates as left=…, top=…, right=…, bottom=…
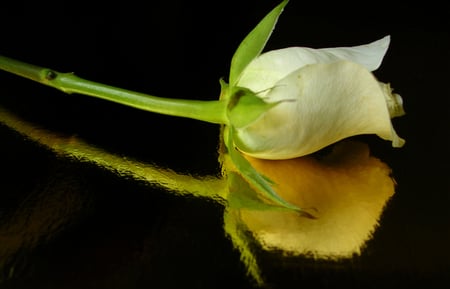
left=219, top=78, right=230, bottom=100
left=225, top=126, right=300, bottom=211
left=228, top=172, right=293, bottom=211
left=229, top=0, right=289, bottom=86
left=227, top=86, right=279, bottom=129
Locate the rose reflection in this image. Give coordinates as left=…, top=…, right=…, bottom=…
left=226, top=141, right=395, bottom=259
left=0, top=107, right=396, bottom=285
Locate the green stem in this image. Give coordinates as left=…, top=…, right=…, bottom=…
left=0, top=55, right=228, bottom=124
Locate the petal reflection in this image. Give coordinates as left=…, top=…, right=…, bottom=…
left=235, top=141, right=395, bottom=258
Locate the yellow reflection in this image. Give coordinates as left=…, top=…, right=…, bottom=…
left=232, top=141, right=395, bottom=258
left=1, top=106, right=396, bottom=285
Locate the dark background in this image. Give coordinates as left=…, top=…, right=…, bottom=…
left=0, top=1, right=449, bottom=288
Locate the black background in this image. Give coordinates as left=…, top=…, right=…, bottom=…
left=0, top=1, right=449, bottom=288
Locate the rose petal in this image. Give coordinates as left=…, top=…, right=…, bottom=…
left=234, top=61, right=404, bottom=159
left=237, top=36, right=390, bottom=95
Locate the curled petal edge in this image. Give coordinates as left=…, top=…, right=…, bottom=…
left=237, top=36, right=391, bottom=95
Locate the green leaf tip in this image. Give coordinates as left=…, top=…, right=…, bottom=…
left=229, top=0, right=289, bottom=86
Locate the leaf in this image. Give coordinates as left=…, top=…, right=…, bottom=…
left=229, top=0, right=289, bottom=86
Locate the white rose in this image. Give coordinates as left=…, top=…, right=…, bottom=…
left=232, top=36, right=405, bottom=159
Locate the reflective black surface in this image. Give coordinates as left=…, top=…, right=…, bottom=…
left=1, top=1, right=449, bottom=288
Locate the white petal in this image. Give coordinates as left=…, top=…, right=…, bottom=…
left=237, top=36, right=390, bottom=95
left=234, top=61, right=404, bottom=159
